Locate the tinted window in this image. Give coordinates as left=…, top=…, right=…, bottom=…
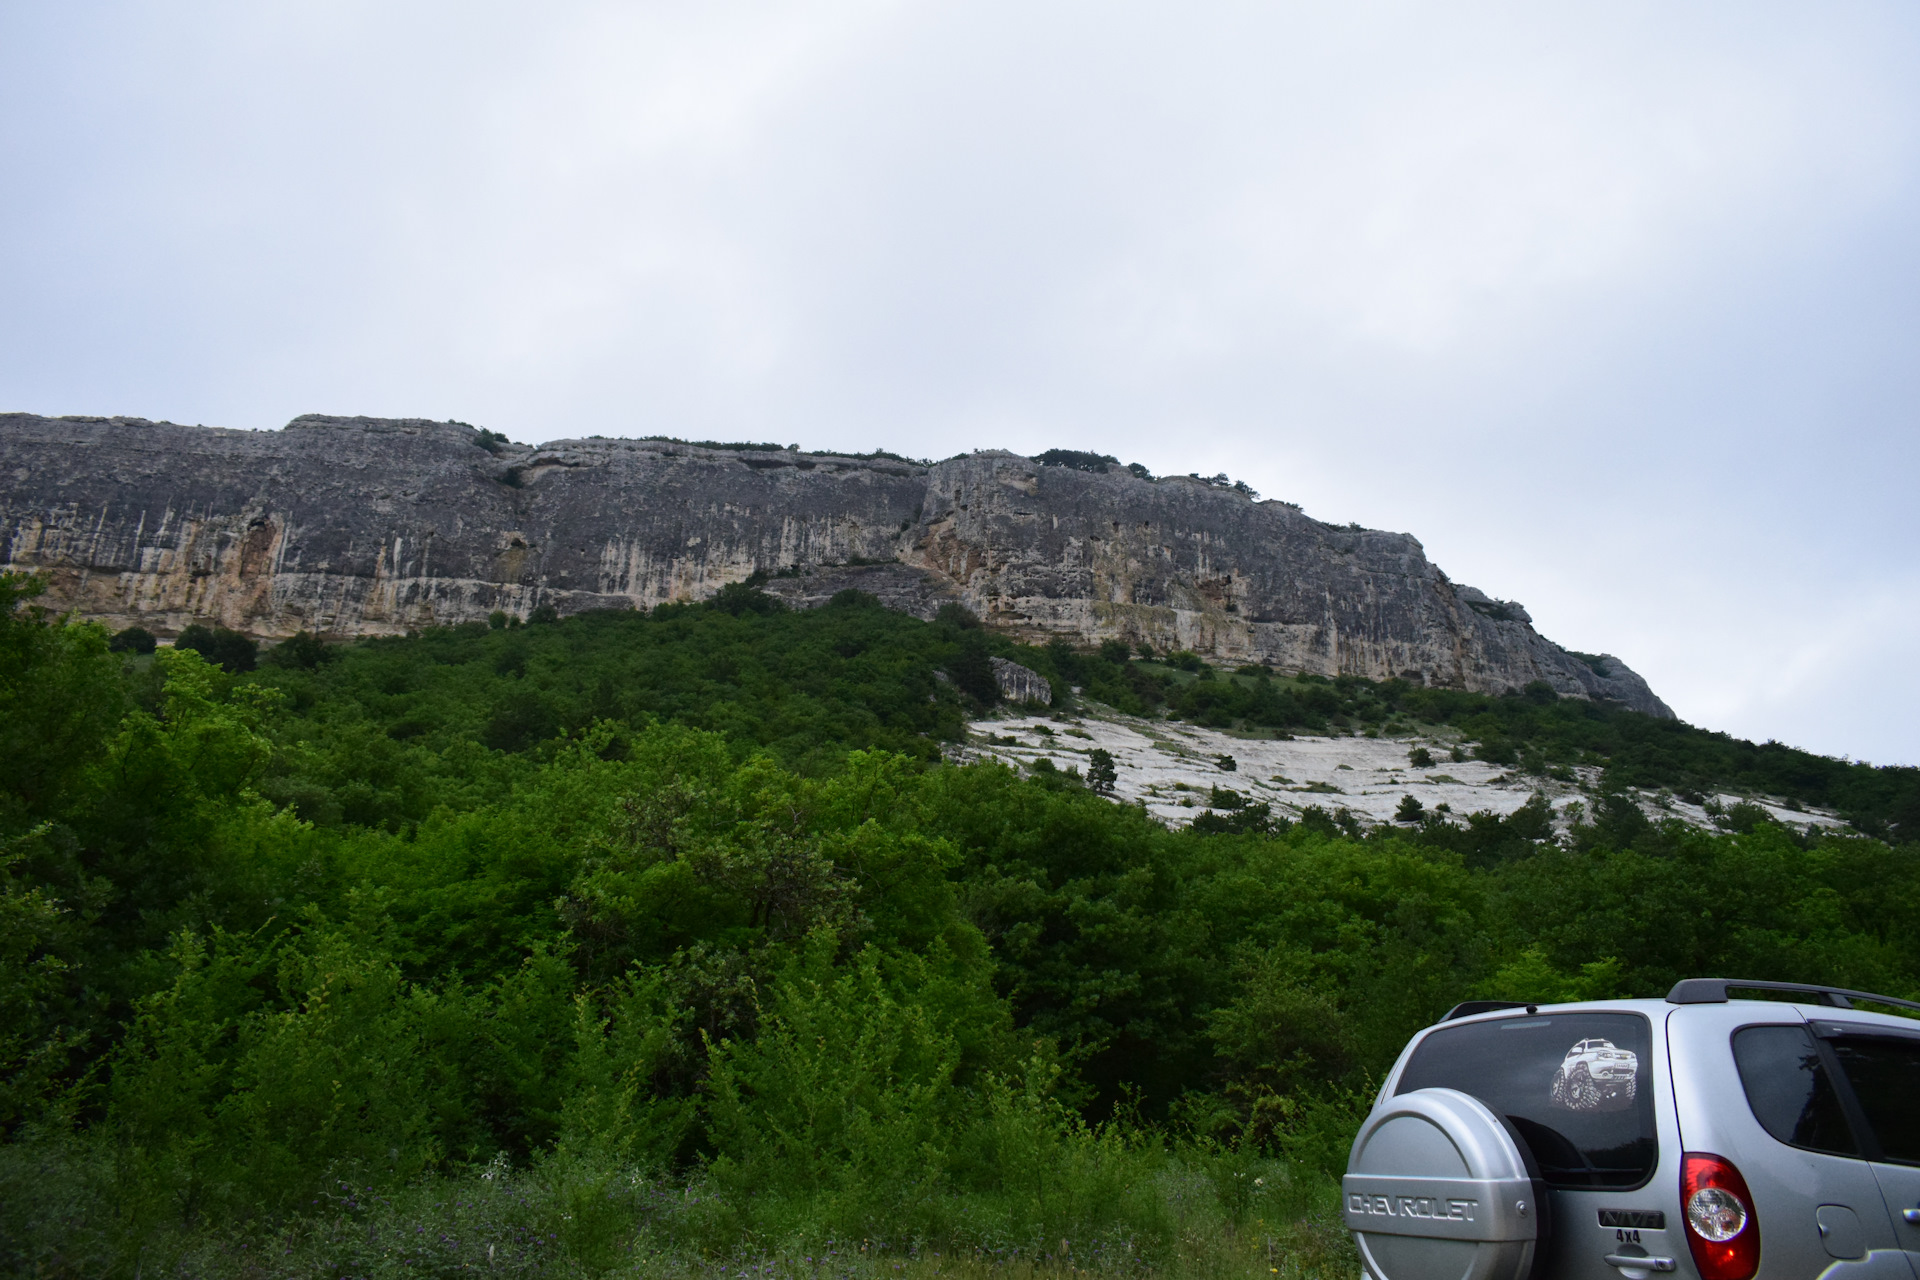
left=1732, top=1025, right=1857, bottom=1156
left=1396, top=1013, right=1656, bottom=1188
left=1830, top=1036, right=1920, bottom=1165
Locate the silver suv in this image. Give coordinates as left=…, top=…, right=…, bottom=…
left=1343, top=979, right=1920, bottom=1280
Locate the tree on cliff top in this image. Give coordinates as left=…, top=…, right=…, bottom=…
left=1034, top=449, right=1118, bottom=473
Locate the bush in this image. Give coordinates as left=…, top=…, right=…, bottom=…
left=1408, top=746, right=1434, bottom=768
left=934, top=602, right=981, bottom=630
left=946, top=633, right=998, bottom=707
left=108, top=626, right=156, bottom=655
left=263, top=630, right=333, bottom=670
left=1719, top=801, right=1775, bottom=834
left=1033, top=449, right=1117, bottom=473
left=704, top=942, right=978, bottom=1232
left=173, top=623, right=258, bottom=673
left=1473, top=736, right=1517, bottom=766
left=709, top=582, right=785, bottom=617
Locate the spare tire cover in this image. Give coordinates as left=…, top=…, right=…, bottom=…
left=1344, top=1087, right=1541, bottom=1280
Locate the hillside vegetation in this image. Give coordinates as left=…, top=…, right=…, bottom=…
left=3, top=572, right=1918, bottom=1278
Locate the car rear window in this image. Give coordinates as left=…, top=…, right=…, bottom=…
left=1731, top=1025, right=1857, bottom=1156
left=1828, top=1034, right=1920, bottom=1164
left=1395, top=1012, right=1656, bottom=1189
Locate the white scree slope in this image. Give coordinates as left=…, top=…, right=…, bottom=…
left=951, top=704, right=1846, bottom=835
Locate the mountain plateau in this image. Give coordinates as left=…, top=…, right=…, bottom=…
left=0, top=412, right=1671, bottom=716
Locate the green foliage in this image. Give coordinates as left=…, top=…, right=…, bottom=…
left=1086, top=749, right=1117, bottom=796
left=706, top=940, right=970, bottom=1223
left=174, top=623, right=259, bottom=673
left=1, top=573, right=128, bottom=820
left=262, top=630, right=333, bottom=670
left=3, top=583, right=1920, bottom=1273
left=106, top=921, right=445, bottom=1220
left=555, top=967, right=693, bottom=1168
left=108, top=626, right=156, bottom=655
left=1033, top=449, right=1118, bottom=473
left=0, top=837, right=82, bottom=1131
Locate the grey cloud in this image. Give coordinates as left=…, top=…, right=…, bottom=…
left=2, top=0, right=1916, bottom=760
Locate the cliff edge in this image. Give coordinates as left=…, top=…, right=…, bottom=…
left=0, top=413, right=1672, bottom=716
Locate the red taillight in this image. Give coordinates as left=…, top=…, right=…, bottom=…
left=1682, top=1153, right=1760, bottom=1280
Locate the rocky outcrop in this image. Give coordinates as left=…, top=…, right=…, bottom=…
left=0, top=413, right=1672, bottom=716
left=990, top=658, right=1053, bottom=706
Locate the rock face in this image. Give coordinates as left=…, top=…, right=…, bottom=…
left=0, top=413, right=1672, bottom=716
left=990, top=658, right=1053, bottom=707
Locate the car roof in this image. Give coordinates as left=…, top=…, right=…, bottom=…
left=1435, top=997, right=1920, bottom=1033
left=1379, top=997, right=1920, bottom=1104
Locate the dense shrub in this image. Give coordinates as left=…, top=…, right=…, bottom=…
left=107, top=626, right=156, bottom=655
left=173, top=622, right=258, bottom=673
left=1, top=569, right=1917, bottom=1275
left=262, top=629, right=333, bottom=670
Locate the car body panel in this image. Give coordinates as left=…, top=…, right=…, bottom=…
left=1869, top=1163, right=1920, bottom=1279
left=1666, top=1002, right=1911, bottom=1280
left=1364, top=998, right=1920, bottom=1280
left=1378, top=1001, right=1685, bottom=1280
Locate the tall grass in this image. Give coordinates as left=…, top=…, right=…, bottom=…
left=0, top=1126, right=1355, bottom=1280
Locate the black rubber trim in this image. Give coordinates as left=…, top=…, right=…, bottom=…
left=1496, top=1110, right=1555, bottom=1280
left=1443, top=1000, right=1532, bottom=1021
left=1667, top=978, right=1920, bottom=1013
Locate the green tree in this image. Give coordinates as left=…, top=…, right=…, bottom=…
left=108, top=626, right=156, bottom=655
left=173, top=623, right=257, bottom=673
left=262, top=630, right=332, bottom=670
left=1086, top=748, right=1118, bottom=795
left=0, top=573, right=127, bottom=821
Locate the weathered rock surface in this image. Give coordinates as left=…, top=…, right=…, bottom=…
left=0, top=413, right=1672, bottom=716
left=990, top=658, right=1053, bottom=706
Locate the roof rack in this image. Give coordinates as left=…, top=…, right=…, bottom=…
left=1667, top=978, right=1920, bottom=1014
left=1442, top=1000, right=1533, bottom=1021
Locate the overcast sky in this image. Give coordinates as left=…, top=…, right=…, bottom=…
left=4, top=2, right=1917, bottom=765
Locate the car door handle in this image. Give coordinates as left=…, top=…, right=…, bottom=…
left=1604, top=1255, right=1676, bottom=1273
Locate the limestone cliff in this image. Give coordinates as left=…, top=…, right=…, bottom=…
left=0, top=413, right=1672, bottom=716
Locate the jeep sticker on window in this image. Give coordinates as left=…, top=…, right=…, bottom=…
left=1550, top=1038, right=1638, bottom=1112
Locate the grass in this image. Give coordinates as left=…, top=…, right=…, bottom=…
left=0, top=1133, right=1357, bottom=1280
